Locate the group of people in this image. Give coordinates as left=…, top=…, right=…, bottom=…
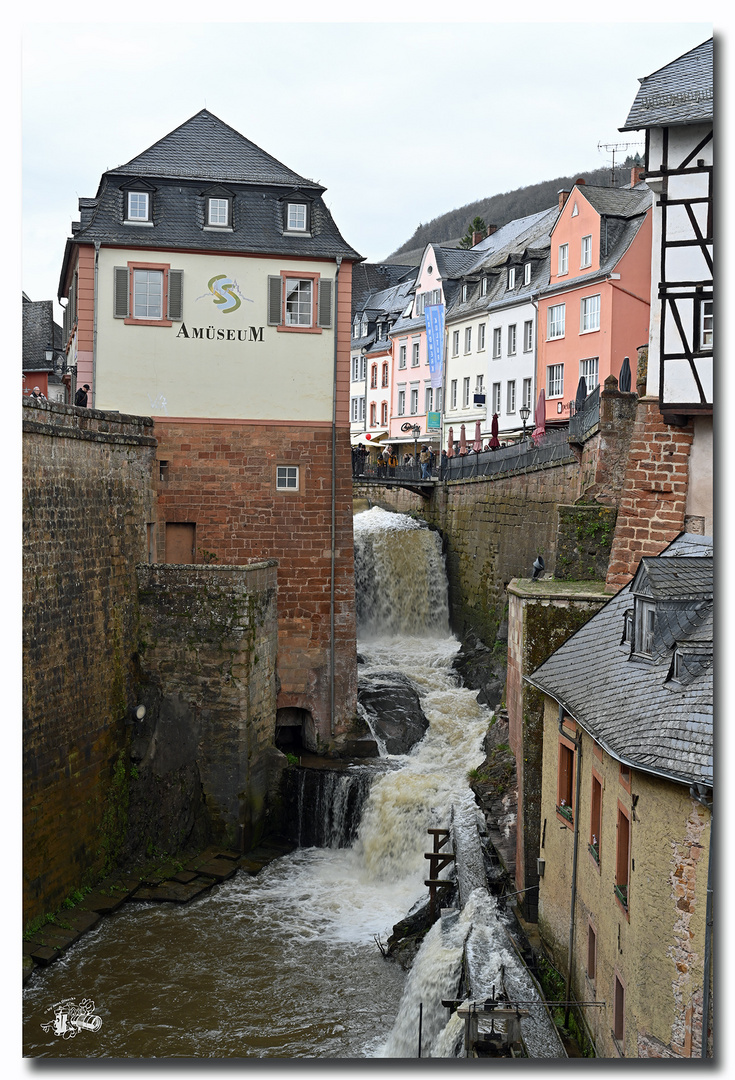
left=376, top=444, right=436, bottom=480
left=23, top=383, right=91, bottom=406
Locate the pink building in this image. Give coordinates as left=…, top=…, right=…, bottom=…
left=538, top=177, right=652, bottom=423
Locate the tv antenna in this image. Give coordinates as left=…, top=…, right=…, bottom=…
left=597, top=140, right=644, bottom=186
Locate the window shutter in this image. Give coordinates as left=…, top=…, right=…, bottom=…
left=167, top=270, right=183, bottom=320
left=317, top=278, right=333, bottom=328
left=113, top=267, right=129, bottom=318
left=267, top=276, right=283, bottom=325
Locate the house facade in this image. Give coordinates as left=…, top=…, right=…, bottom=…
left=528, top=533, right=712, bottom=1058
left=57, top=109, right=362, bottom=750
left=538, top=180, right=652, bottom=424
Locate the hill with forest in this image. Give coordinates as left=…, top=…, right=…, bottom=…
left=383, top=156, right=643, bottom=264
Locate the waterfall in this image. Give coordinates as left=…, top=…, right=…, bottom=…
left=285, top=766, right=375, bottom=848
left=354, top=508, right=449, bottom=637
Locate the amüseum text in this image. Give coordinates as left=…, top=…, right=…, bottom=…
left=176, top=324, right=265, bottom=342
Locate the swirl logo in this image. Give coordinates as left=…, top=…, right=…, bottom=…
left=207, top=274, right=242, bottom=314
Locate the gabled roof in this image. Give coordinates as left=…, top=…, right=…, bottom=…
left=113, top=109, right=321, bottom=190
left=621, top=38, right=713, bottom=131
left=526, top=533, right=713, bottom=787
left=576, top=185, right=651, bottom=220
left=632, top=556, right=713, bottom=602
left=23, top=297, right=60, bottom=373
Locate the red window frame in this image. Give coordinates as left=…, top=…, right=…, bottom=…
left=556, top=724, right=576, bottom=828
left=277, top=270, right=322, bottom=334
left=589, top=769, right=602, bottom=868
left=124, top=261, right=172, bottom=327
left=615, top=802, right=631, bottom=918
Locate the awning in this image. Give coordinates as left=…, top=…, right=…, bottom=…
left=351, top=430, right=389, bottom=446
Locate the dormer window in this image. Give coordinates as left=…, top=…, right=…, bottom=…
left=524, top=262, right=532, bottom=286
left=508, top=267, right=516, bottom=290
left=634, top=600, right=655, bottom=656
left=481, top=277, right=488, bottom=297
left=287, top=203, right=308, bottom=232
left=125, top=190, right=152, bottom=224
left=207, top=197, right=230, bottom=227
left=623, top=609, right=634, bottom=644
left=672, top=649, right=683, bottom=681
left=462, top=284, right=469, bottom=303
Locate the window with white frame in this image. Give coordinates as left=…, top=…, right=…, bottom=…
left=508, top=324, right=517, bottom=355
left=360, top=355, right=366, bottom=380
left=523, top=320, right=533, bottom=352
left=548, top=303, right=565, bottom=339
left=476, top=374, right=484, bottom=393
left=462, top=283, right=469, bottom=303
left=478, top=323, right=486, bottom=351
left=492, top=327, right=502, bottom=358
left=580, top=356, right=599, bottom=392
left=370, top=402, right=376, bottom=426
left=481, top=277, right=488, bottom=297
left=133, top=269, right=164, bottom=320
left=399, top=342, right=407, bottom=368
left=207, top=197, right=229, bottom=226
left=287, top=203, right=308, bottom=231
left=353, top=319, right=361, bottom=338
left=523, top=377, right=533, bottom=410
left=126, top=191, right=150, bottom=222
left=581, top=294, right=600, bottom=333
left=524, top=262, right=532, bottom=286
left=381, top=363, right=389, bottom=388
left=701, top=299, right=713, bottom=348
left=351, top=397, right=361, bottom=422
left=433, top=288, right=441, bottom=304
left=558, top=243, right=568, bottom=276
left=370, top=365, right=377, bottom=389
left=361, top=319, right=368, bottom=337
left=452, top=330, right=460, bottom=356
left=425, top=386, right=433, bottom=413
left=547, top=363, right=564, bottom=398
left=381, top=401, right=388, bottom=425
left=635, top=600, right=656, bottom=656
left=464, top=327, right=472, bottom=353
left=412, top=340, right=420, bottom=366
left=451, top=380, right=457, bottom=409
left=492, top=382, right=501, bottom=414
left=276, top=465, right=299, bottom=490
left=435, top=387, right=443, bottom=411
left=508, top=267, right=516, bottom=290
left=352, top=356, right=360, bottom=381
left=507, top=380, right=516, bottom=414
left=398, top=389, right=406, bottom=415
left=581, top=234, right=592, bottom=268
left=463, top=377, right=470, bottom=407
left=285, top=278, right=313, bottom=326
left=410, top=387, right=419, bottom=414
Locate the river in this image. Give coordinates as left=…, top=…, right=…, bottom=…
left=22, top=508, right=496, bottom=1059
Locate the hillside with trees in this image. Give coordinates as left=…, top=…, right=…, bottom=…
left=384, top=156, right=643, bottom=263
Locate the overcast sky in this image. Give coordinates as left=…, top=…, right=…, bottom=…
left=20, top=18, right=714, bottom=322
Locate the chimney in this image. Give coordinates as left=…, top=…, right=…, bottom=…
left=630, top=165, right=645, bottom=186
left=472, top=231, right=484, bottom=247
left=486, top=224, right=498, bottom=237
left=558, top=190, right=570, bottom=211
left=575, top=177, right=586, bottom=186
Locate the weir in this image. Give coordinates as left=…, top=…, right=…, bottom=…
left=24, top=505, right=556, bottom=1059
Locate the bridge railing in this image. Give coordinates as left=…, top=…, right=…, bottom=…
left=440, top=427, right=575, bottom=481
left=353, top=460, right=440, bottom=482
left=567, top=385, right=600, bottom=443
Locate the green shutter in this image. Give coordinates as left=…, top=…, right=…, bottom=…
left=113, top=267, right=129, bottom=318
left=317, top=278, right=333, bottom=328
left=167, top=270, right=183, bottom=320
left=267, top=276, right=282, bottom=325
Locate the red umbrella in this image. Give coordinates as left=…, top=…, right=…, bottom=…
left=473, top=420, right=482, bottom=452
left=489, top=412, right=500, bottom=449
left=447, top=426, right=454, bottom=457
left=532, top=390, right=546, bottom=443
left=459, top=424, right=467, bottom=455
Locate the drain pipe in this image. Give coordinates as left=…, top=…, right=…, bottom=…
left=558, top=705, right=582, bottom=1028
left=330, top=256, right=343, bottom=737
left=690, top=783, right=713, bottom=1058
left=92, top=240, right=100, bottom=408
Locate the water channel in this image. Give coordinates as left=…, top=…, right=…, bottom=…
left=23, top=507, right=547, bottom=1059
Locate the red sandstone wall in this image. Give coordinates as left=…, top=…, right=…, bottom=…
left=153, top=418, right=357, bottom=746
left=606, top=398, right=694, bottom=589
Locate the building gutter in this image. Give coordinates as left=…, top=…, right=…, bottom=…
left=330, top=255, right=342, bottom=737
left=92, top=240, right=100, bottom=408
left=558, top=705, right=582, bottom=1027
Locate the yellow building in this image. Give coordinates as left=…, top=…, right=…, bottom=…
left=527, top=534, right=712, bottom=1057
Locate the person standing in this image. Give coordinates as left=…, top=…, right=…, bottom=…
left=75, top=383, right=90, bottom=407
left=419, top=446, right=431, bottom=480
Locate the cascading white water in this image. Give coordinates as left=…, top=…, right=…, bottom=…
left=23, top=507, right=494, bottom=1059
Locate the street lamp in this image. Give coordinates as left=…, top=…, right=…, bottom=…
left=519, top=404, right=531, bottom=442
left=412, top=423, right=421, bottom=471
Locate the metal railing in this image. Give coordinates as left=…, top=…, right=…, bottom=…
left=568, top=385, right=600, bottom=443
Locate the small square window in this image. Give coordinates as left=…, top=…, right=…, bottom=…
left=287, top=203, right=308, bottom=231
left=127, top=191, right=150, bottom=222
left=208, top=197, right=229, bottom=226
left=276, top=465, right=299, bottom=490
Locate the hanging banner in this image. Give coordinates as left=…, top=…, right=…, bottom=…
left=425, top=304, right=445, bottom=390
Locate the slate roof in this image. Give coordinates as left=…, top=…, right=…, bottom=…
left=352, top=262, right=417, bottom=311
left=59, top=111, right=361, bottom=296
left=23, top=296, right=62, bottom=372
left=621, top=38, right=713, bottom=131
left=526, top=533, right=713, bottom=787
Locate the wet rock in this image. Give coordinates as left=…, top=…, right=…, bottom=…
left=452, top=630, right=506, bottom=708
left=357, top=672, right=429, bottom=754
left=385, top=888, right=456, bottom=969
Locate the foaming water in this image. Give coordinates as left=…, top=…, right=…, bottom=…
left=23, top=511, right=491, bottom=1059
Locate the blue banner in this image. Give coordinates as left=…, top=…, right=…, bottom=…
left=425, top=304, right=445, bottom=389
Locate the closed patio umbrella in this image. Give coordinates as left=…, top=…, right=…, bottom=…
left=459, top=424, right=467, bottom=455
left=473, top=420, right=482, bottom=452
left=447, top=426, right=454, bottom=457
left=574, top=376, right=587, bottom=413
left=532, top=390, right=546, bottom=442
left=619, top=356, right=632, bottom=393
left=489, top=412, right=500, bottom=449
